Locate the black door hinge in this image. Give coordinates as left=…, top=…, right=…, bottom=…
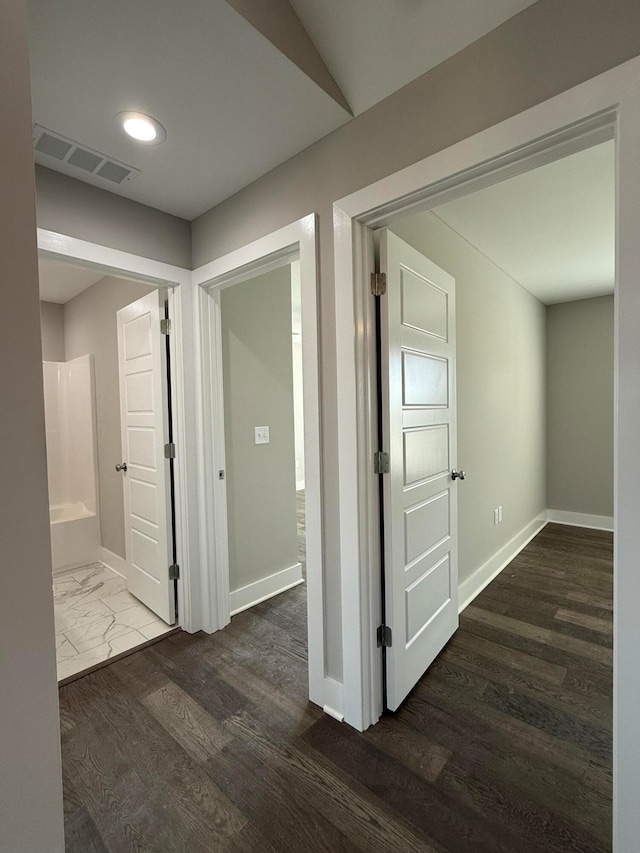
left=371, top=272, right=387, bottom=296
left=377, top=625, right=392, bottom=648
left=374, top=451, right=390, bottom=474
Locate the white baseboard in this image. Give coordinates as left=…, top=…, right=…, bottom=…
left=546, top=509, right=614, bottom=532
left=314, top=677, right=344, bottom=721
left=458, top=515, right=548, bottom=613
left=100, top=547, right=129, bottom=580
left=230, top=562, right=303, bottom=616
left=323, top=704, right=345, bottom=722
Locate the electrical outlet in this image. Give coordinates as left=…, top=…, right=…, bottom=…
left=254, top=426, right=270, bottom=445
left=494, top=508, right=499, bottom=526
left=498, top=505, right=503, bottom=523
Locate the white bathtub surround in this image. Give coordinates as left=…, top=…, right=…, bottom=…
left=53, top=561, right=173, bottom=681
left=50, top=502, right=101, bottom=574
left=43, top=355, right=101, bottom=571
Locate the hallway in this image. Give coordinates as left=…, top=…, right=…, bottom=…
left=59, top=523, right=612, bottom=852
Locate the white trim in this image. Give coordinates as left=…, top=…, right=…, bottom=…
left=458, top=516, right=548, bottom=613
left=229, top=563, right=303, bottom=616
left=331, top=62, right=639, bottom=848
left=457, top=509, right=614, bottom=613
left=37, top=231, right=189, bottom=287
left=192, top=215, right=338, bottom=713
left=36, top=229, right=201, bottom=633
left=334, top=214, right=382, bottom=731
left=195, top=285, right=230, bottom=633
left=322, top=705, right=345, bottom=723
left=319, top=678, right=344, bottom=716
left=457, top=507, right=614, bottom=614
left=100, top=547, right=129, bottom=581
left=546, top=509, right=614, bottom=532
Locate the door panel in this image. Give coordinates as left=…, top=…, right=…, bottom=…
left=402, top=352, right=448, bottom=406
left=380, top=229, right=459, bottom=711
left=406, top=555, right=451, bottom=642
left=403, top=425, right=449, bottom=484
left=405, top=491, right=450, bottom=564
left=117, top=291, right=174, bottom=624
left=126, top=371, right=154, bottom=411
left=401, top=267, right=448, bottom=338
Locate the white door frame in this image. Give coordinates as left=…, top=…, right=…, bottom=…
left=335, top=115, right=618, bottom=732
left=333, top=56, right=640, bottom=848
left=37, top=229, right=202, bottom=633
left=192, top=215, right=341, bottom=714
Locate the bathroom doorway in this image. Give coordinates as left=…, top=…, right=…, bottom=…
left=39, top=256, right=176, bottom=681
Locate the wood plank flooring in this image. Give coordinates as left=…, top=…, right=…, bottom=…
left=59, top=522, right=612, bottom=852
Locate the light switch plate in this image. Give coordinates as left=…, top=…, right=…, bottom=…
left=255, top=426, right=270, bottom=445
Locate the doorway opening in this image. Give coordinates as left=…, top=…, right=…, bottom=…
left=332, top=100, right=622, bottom=733
left=195, top=214, right=333, bottom=712
left=374, top=135, right=614, bottom=711
left=220, top=258, right=306, bottom=621
left=38, top=254, right=178, bottom=681
left=327, top=116, right=616, bottom=849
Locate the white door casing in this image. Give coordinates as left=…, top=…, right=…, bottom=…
left=117, top=291, right=175, bottom=624
left=379, top=229, right=459, bottom=711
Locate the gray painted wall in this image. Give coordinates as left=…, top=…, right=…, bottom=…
left=28, top=0, right=640, bottom=687
left=10, top=1, right=640, bottom=848
left=35, top=165, right=192, bottom=269
left=40, top=300, right=65, bottom=361
left=192, top=0, right=640, bottom=266
left=547, top=296, right=614, bottom=517
left=221, top=266, right=298, bottom=594
left=64, top=276, right=156, bottom=557
left=188, top=0, right=640, bottom=681
left=392, top=212, right=547, bottom=587
left=0, top=1, right=65, bottom=849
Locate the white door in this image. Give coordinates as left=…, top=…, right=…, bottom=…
left=379, top=229, right=459, bottom=711
left=116, top=291, right=175, bottom=624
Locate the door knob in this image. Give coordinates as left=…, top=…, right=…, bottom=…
left=115, top=463, right=128, bottom=472
left=451, top=469, right=465, bottom=480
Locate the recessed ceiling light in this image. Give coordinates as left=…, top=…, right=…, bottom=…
left=115, top=111, right=166, bottom=145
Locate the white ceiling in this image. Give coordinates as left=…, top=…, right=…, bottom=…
left=28, top=0, right=351, bottom=220
left=28, top=0, right=538, bottom=220
left=290, top=0, right=539, bottom=116
left=38, top=257, right=105, bottom=304
left=430, top=140, right=615, bottom=305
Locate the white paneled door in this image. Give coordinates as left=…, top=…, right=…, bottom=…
left=379, top=229, right=459, bottom=711
left=116, top=292, right=175, bottom=624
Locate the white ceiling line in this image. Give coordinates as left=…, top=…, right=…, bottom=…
left=428, top=209, right=540, bottom=302
left=430, top=140, right=615, bottom=305
left=289, top=0, right=539, bottom=115
left=223, top=0, right=352, bottom=114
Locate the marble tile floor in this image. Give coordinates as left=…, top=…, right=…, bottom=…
left=53, top=561, right=173, bottom=682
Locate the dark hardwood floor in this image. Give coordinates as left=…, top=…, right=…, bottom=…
left=59, top=522, right=612, bottom=852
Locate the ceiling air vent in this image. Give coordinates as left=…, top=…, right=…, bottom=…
left=33, top=125, right=140, bottom=185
